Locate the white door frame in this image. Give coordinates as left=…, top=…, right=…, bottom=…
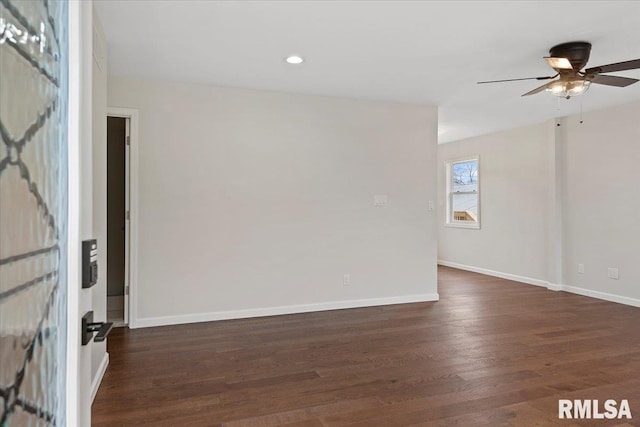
left=106, top=107, right=139, bottom=328
left=67, top=2, right=83, bottom=423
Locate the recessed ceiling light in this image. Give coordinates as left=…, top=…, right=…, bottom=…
left=285, top=55, right=304, bottom=65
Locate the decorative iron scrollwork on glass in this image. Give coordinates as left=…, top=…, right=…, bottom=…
left=0, top=0, right=68, bottom=425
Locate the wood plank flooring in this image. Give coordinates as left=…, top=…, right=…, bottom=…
left=92, top=266, right=640, bottom=426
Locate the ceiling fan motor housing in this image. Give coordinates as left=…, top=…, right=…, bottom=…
left=549, top=42, right=592, bottom=71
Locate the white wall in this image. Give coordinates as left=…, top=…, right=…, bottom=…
left=561, top=101, right=640, bottom=302
left=438, top=122, right=554, bottom=283
left=91, top=7, right=108, bottom=387
left=438, top=100, right=640, bottom=306
left=108, top=78, right=439, bottom=326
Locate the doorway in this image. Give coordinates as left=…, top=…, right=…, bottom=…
left=106, top=115, right=130, bottom=326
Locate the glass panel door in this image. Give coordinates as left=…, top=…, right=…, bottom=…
left=0, top=1, right=68, bottom=425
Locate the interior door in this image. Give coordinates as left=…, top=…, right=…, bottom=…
left=124, top=118, right=131, bottom=325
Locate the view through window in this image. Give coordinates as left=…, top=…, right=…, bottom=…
left=446, top=158, right=479, bottom=228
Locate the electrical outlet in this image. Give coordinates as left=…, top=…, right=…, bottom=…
left=428, top=200, right=435, bottom=211
left=577, top=264, right=584, bottom=274
left=343, top=274, right=351, bottom=286
left=607, top=268, right=619, bottom=280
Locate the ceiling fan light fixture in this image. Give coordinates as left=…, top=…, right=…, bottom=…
left=546, top=80, right=591, bottom=98
left=545, top=57, right=573, bottom=70
left=568, top=80, right=591, bottom=95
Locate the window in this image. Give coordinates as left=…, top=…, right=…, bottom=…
left=445, top=157, right=480, bottom=228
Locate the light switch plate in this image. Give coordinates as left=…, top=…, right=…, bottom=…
left=577, top=264, right=584, bottom=274
left=428, top=200, right=435, bottom=211
left=374, top=195, right=388, bottom=206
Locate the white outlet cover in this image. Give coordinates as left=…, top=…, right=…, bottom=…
left=577, top=264, right=584, bottom=274
left=607, top=268, right=619, bottom=280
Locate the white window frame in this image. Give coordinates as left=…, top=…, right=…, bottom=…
left=445, top=156, right=480, bottom=229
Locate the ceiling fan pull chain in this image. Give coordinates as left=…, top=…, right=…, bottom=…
left=580, top=96, right=584, bottom=124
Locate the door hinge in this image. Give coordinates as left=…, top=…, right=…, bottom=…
left=126, top=136, right=130, bottom=146
left=125, top=285, right=129, bottom=296
left=126, top=210, right=130, bottom=220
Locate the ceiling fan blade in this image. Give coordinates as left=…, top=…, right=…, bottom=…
left=477, top=75, right=556, bottom=84
left=521, top=81, right=556, bottom=97
left=585, top=59, right=640, bottom=74
left=590, top=74, right=639, bottom=87
left=545, top=57, right=573, bottom=70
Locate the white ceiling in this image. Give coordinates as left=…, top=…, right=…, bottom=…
left=95, top=1, right=640, bottom=143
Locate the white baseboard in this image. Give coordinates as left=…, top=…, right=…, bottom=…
left=90, top=352, right=109, bottom=404
left=107, top=295, right=124, bottom=311
left=546, top=283, right=563, bottom=291
left=558, top=284, right=640, bottom=308
left=438, top=260, right=640, bottom=308
left=437, top=260, right=548, bottom=287
left=134, top=293, right=440, bottom=329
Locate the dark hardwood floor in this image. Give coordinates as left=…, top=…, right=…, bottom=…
left=93, top=266, right=640, bottom=426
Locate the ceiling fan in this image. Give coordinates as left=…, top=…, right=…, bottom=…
left=478, top=42, right=640, bottom=98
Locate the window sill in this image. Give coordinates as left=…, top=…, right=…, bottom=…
left=445, top=222, right=481, bottom=230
